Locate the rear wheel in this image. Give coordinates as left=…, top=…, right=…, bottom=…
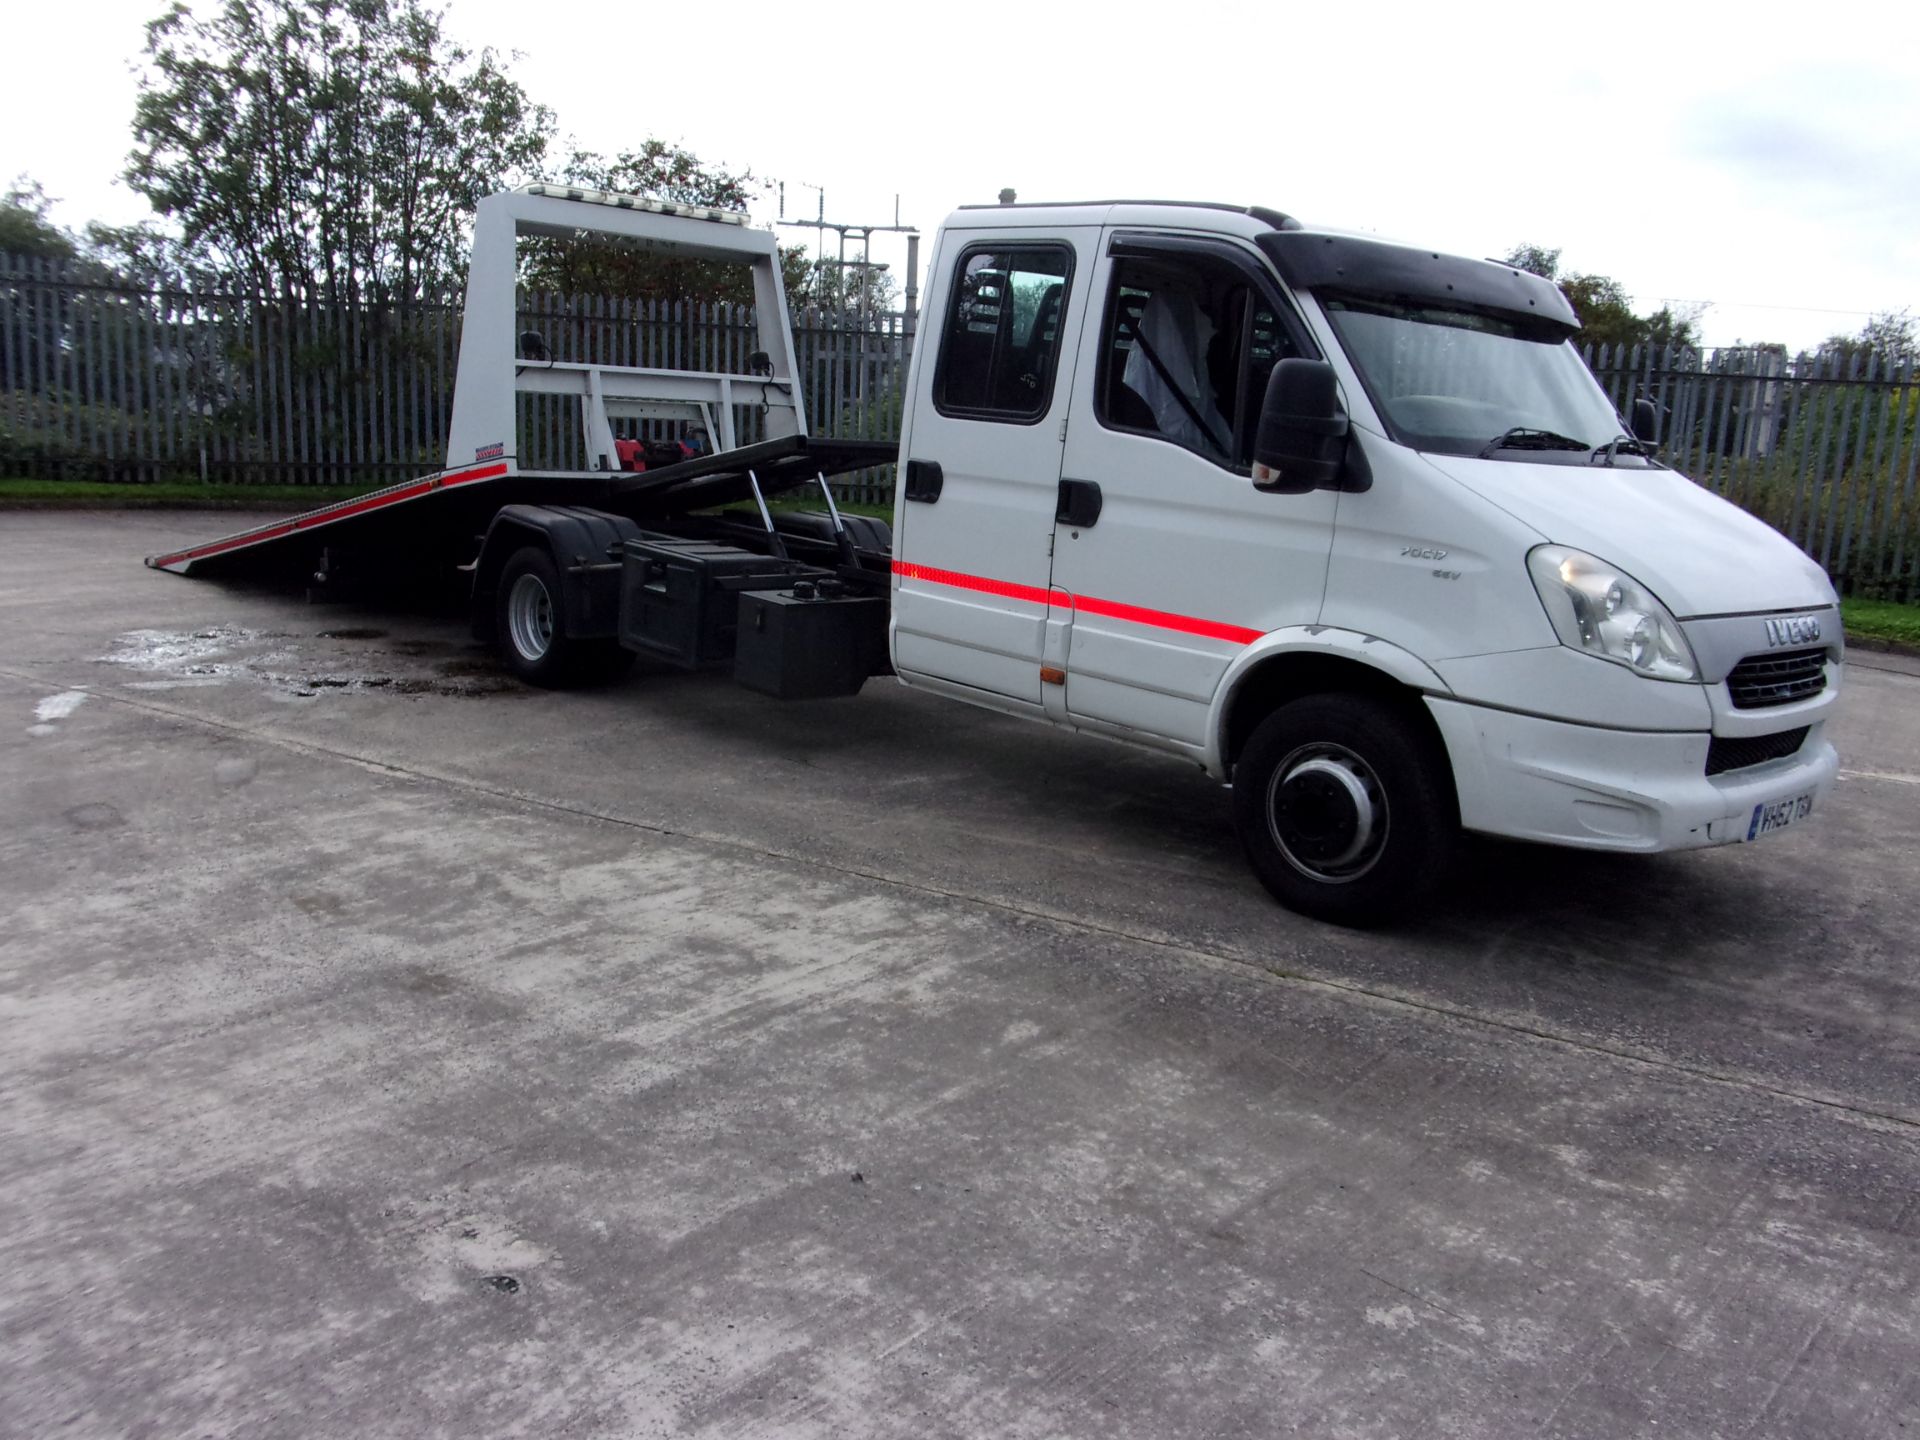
left=495, top=545, right=632, bottom=688
left=1232, top=692, right=1457, bottom=926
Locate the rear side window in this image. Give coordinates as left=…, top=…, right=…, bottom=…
left=933, top=245, right=1073, bottom=423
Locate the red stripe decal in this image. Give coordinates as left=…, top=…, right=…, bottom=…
left=294, top=480, right=437, bottom=527
left=151, top=462, right=510, bottom=568
left=1071, top=593, right=1264, bottom=646
left=442, top=462, right=509, bottom=487
left=153, top=522, right=297, bottom=567
left=893, top=560, right=1262, bottom=647
left=892, top=560, right=1056, bottom=609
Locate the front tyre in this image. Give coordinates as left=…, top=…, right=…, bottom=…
left=495, top=545, right=632, bottom=688
left=1232, top=693, right=1458, bottom=926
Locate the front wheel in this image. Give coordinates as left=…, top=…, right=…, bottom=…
left=1232, top=692, right=1458, bottom=926
left=495, top=545, right=632, bottom=688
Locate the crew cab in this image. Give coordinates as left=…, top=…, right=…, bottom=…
left=887, top=202, right=1841, bottom=922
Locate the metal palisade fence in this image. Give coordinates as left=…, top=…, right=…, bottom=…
left=0, top=255, right=911, bottom=507
left=509, top=289, right=906, bottom=501
left=0, top=257, right=461, bottom=489
left=1582, top=342, right=1920, bottom=599
left=3, top=254, right=1916, bottom=597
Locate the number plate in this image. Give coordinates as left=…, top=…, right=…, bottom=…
left=1745, top=790, right=1815, bottom=841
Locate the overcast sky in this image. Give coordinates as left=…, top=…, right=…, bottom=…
left=6, top=0, right=1915, bottom=352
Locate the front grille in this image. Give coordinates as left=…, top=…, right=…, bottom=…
left=1726, top=648, right=1827, bottom=709
left=1706, top=726, right=1810, bottom=776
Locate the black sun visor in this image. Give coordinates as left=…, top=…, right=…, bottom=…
left=1257, top=231, right=1580, bottom=339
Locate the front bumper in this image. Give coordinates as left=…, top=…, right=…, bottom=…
left=1425, top=697, right=1840, bottom=852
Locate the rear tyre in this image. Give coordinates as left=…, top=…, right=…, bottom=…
left=1232, top=692, right=1458, bottom=927
left=495, top=545, right=632, bottom=688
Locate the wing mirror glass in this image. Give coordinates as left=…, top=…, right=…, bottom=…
left=1253, top=358, right=1362, bottom=493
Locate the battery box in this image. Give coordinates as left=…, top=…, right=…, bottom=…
left=618, top=537, right=800, bottom=668
left=733, top=585, right=889, bottom=699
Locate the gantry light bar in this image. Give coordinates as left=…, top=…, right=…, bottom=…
left=516, top=183, right=749, bottom=227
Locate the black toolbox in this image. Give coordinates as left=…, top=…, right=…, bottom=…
left=618, top=537, right=800, bottom=668
left=733, top=584, right=889, bottom=699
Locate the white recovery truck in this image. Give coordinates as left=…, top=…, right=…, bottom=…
left=153, top=186, right=1844, bottom=924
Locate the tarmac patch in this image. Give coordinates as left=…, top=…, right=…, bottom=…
left=64, top=802, right=125, bottom=830
left=215, top=756, right=258, bottom=787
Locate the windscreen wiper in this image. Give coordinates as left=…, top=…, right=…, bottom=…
left=1590, top=433, right=1663, bottom=467
left=1480, top=427, right=1591, bottom=458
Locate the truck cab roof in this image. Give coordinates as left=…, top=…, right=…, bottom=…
left=944, top=199, right=1294, bottom=240
left=939, top=201, right=1579, bottom=335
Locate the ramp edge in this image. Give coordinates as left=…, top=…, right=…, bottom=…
left=146, top=462, right=510, bottom=575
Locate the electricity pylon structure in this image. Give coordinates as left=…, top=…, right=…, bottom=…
left=776, top=182, right=920, bottom=328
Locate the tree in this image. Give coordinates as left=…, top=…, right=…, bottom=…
left=0, top=180, right=191, bottom=470
left=1818, top=310, right=1916, bottom=369
left=0, top=182, right=79, bottom=401
left=518, top=142, right=902, bottom=317
left=1504, top=244, right=1698, bottom=351
left=1503, top=243, right=1559, bottom=282
left=518, top=140, right=770, bottom=305
left=786, top=255, right=899, bottom=315
left=1799, top=311, right=1919, bottom=502
left=519, top=140, right=879, bottom=317
left=127, top=0, right=553, bottom=299
left=1860, top=311, right=1917, bottom=364
left=81, top=220, right=182, bottom=288
left=3, top=177, right=196, bottom=286
left=0, top=179, right=78, bottom=262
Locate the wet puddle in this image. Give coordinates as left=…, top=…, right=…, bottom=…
left=100, top=625, right=522, bottom=701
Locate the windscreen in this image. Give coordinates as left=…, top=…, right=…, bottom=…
left=1322, top=297, right=1627, bottom=459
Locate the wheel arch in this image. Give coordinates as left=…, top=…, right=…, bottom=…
left=1206, top=628, right=1454, bottom=779
left=471, top=504, right=639, bottom=642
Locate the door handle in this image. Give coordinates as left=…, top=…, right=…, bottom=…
left=1056, top=478, right=1102, bottom=528
left=904, top=459, right=943, bottom=503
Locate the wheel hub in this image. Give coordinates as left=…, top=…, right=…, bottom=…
left=506, top=573, right=554, bottom=661
left=1267, top=746, right=1389, bottom=882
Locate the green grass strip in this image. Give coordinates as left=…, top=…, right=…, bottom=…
left=0, top=478, right=376, bottom=507
left=1842, top=597, right=1920, bottom=649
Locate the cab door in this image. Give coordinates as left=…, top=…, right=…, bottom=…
left=891, top=229, right=1099, bottom=713
left=1047, top=232, right=1338, bottom=749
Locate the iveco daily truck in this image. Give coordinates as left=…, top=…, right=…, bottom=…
left=153, top=186, right=1844, bottom=924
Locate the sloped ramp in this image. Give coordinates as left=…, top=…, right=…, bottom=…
left=147, top=436, right=896, bottom=577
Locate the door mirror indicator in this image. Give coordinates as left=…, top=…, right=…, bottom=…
left=1253, top=358, right=1362, bottom=493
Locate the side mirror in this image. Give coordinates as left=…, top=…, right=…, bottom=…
left=1254, top=358, right=1349, bottom=494
left=1631, top=396, right=1659, bottom=444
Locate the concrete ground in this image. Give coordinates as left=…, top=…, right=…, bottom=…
left=1, top=509, right=1916, bottom=1439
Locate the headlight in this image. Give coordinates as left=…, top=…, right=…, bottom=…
left=1526, top=545, right=1699, bottom=682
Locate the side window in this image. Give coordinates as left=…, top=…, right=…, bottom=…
left=1097, top=254, right=1300, bottom=466
left=934, top=245, right=1073, bottom=423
